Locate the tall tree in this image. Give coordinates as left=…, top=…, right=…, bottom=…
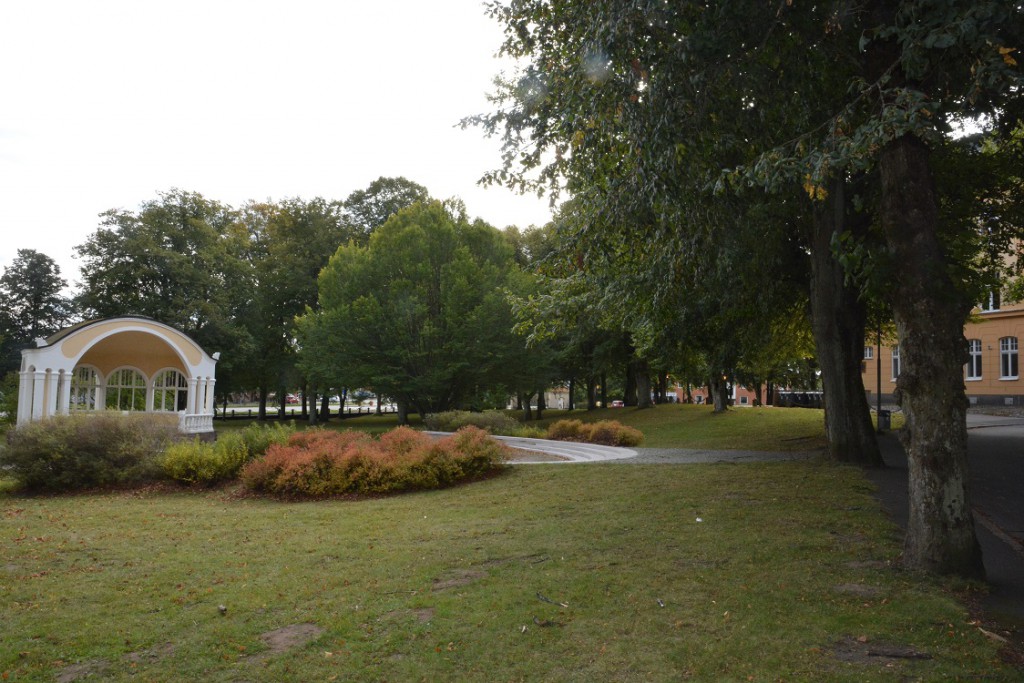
left=236, top=197, right=358, bottom=419
left=472, top=0, right=1023, bottom=576
left=296, top=201, right=523, bottom=421
left=75, top=189, right=249, bottom=350
left=0, top=250, right=75, bottom=372
left=343, top=176, right=430, bottom=238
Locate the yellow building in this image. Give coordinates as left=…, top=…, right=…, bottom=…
left=862, top=299, right=1024, bottom=408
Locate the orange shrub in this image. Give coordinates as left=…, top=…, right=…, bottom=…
left=239, top=425, right=508, bottom=498
left=545, top=419, right=643, bottom=447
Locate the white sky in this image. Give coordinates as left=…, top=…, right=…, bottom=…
left=0, top=0, right=554, bottom=289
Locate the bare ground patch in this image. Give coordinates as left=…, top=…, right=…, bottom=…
left=56, top=660, right=110, bottom=683
left=250, top=623, right=324, bottom=663
left=831, top=635, right=931, bottom=665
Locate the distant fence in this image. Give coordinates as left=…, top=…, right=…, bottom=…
left=215, top=405, right=398, bottom=420
left=774, top=391, right=824, bottom=409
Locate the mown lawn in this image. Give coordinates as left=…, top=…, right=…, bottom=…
left=1, top=461, right=1015, bottom=681
left=218, top=404, right=832, bottom=451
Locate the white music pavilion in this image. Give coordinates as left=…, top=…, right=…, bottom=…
left=17, top=316, right=219, bottom=436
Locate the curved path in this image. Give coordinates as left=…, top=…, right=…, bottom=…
left=491, top=434, right=821, bottom=465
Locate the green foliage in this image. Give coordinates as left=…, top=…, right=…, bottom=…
left=0, top=249, right=75, bottom=373
left=0, top=412, right=179, bottom=492
left=545, top=418, right=643, bottom=447
left=161, top=423, right=297, bottom=486
left=240, top=425, right=507, bottom=498
left=297, top=201, right=526, bottom=417
left=343, top=176, right=430, bottom=236
left=160, top=432, right=245, bottom=486
left=423, top=410, right=522, bottom=434
left=0, top=370, right=18, bottom=426
left=239, top=421, right=296, bottom=458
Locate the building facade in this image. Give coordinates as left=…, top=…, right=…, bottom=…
left=862, top=300, right=1024, bottom=408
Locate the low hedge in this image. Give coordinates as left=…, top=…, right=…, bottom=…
left=240, top=425, right=508, bottom=497
left=161, top=422, right=295, bottom=486
left=0, top=412, right=180, bottom=492
left=545, top=419, right=643, bottom=447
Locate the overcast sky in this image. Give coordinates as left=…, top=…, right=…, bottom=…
left=0, top=0, right=554, bottom=288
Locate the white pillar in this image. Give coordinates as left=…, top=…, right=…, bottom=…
left=17, top=370, right=33, bottom=425
left=45, top=370, right=59, bottom=419
left=59, top=371, right=72, bottom=415
left=204, top=378, right=216, bottom=414
left=31, top=371, right=46, bottom=420
left=188, top=376, right=199, bottom=414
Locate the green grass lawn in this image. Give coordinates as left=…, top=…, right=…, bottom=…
left=219, top=404, right=831, bottom=451
left=1, top=463, right=1014, bottom=681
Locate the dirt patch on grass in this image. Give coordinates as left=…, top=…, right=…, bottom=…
left=433, top=568, right=488, bottom=591
left=56, top=660, right=110, bottom=683
left=831, top=635, right=931, bottom=665
left=832, top=583, right=884, bottom=599
left=124, top=642, right=175, bottom=663
left=253, top=623, right=324, bottom=660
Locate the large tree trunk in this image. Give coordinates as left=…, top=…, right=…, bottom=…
left=879, top=134, right=983, bottom=578
left=536, top=389, right=545, bottom=421
left=709, top=375, right=729, bottom=413
left=397, top=401, right=409, bottom=425
left=320, top=391, right=330, bottom=422
left=624, top=364, right=637, bottom=407
left=521, top=392, right=533, bottom=421
left=633, top=358, right=654, bottom=409
left=600, top=373, right=608, bottom=409
left=586, top=377, right=598, bottom=410
left=809, top=178, right=883, bottom=466
left=307, top=386, right=318, bottom=425
left=568, top=377, right=575, bottom=410
left=258, top=384, right=268, bottom=421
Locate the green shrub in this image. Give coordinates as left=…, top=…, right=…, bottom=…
left=546, top=419, right=643, bottom=447
left=240, top=425, right=507, bottom=498
left=239, top=421, right=295, bottom=458
left=423, top=410, right=522, bottom=435
left=161, top=431, right=250, bottom=485
left=507, top=425, right=546, bottom=439
left=0, top=412, right=180, bottom=492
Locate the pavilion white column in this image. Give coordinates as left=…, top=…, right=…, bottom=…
left=188, top=376, right=199, bottom=414
left=59, top=371, right=72, bottom=415
left=17, top=370, right=33, bottom=425
left=31, top=371, right=46, bottom=420
left=204, top=378, right=216, bottom=414
left=45, top=370, right=60, bottom=419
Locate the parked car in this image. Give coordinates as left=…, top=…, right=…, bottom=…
left=610, top=400, right=624, bottom=407
left=285, top=394, right=299, bottom=404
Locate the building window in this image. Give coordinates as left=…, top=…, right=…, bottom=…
left=70, top=366, right=100, bottom=411
left=980, top=290, right=1001, bottom=312
left=105, top=367, right=147, bottom=411
left=891, top=346, right=900, bottom=380
left=153, top=369, right=188, bottom=412
left=966, top=339, right=982, bottom=380
left=1000, top=337, right=1018, bottom=379
left=863, top=346, right=874, bottom=360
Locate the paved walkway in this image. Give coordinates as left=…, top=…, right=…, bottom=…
left=496, top=435, right=820, bottom=464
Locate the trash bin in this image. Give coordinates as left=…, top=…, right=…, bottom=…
left=877, top=409, right=891, bottom=431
